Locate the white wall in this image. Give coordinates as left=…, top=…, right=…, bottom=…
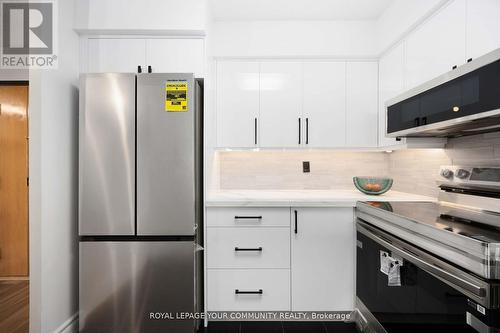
left=0, top=69, right=28, bottom=80
left=74, top=0, right=207, bottom=31
left=29, top=0, right=80, bottom=332
left=376, top=0, right=448, bottom=54
left=210, top=20, right=377, bottom=57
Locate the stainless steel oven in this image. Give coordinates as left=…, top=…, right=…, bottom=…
left=355, top=220, right=500, bottom=333
left=354, top=166, right=500, bottom=333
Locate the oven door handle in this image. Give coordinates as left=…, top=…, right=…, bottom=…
left=358, top=222, right=486, bottom=298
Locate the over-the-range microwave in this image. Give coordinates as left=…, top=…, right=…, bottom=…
left=386, top=48, right=500, bottom=138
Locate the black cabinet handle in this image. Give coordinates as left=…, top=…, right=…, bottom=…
left=235, top=247, right=263, bottom=252
left=298, top=118, right=301, bottom=144
left=452, top=65, right=458, bottom=70
left=421, top=117, right=427, bottom=125
left=254, top=118, right=258, bottom=145
left=235, top=216, right=262, bottom=220
left=148, top=65, right=152, bottom=73
left=306, top=118, right=309, bottom=144
left=467, top=58, right=473, bottom=63
left=235, top=289, right=263, bottom=295
left=294, top=210, right=298, bottom=234
left=137, top=65, right=142, bottom=73
left=414, top=117, right=420, bottom=126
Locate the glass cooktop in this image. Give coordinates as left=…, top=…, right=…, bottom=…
left=361, top=201, right=500, bottom=244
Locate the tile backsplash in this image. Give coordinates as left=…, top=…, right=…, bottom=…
left=216, top=150, right=389, bottom=190
left=214, top=132, right=500, bottom=197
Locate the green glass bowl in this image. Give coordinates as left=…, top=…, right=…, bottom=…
left=353, top=177, right=393, bottom=195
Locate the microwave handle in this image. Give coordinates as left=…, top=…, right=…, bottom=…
left=358, top=223, right=486, bottom=298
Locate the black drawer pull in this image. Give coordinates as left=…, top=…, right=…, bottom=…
left=305, top=118, right=309, bottom=144
left=294, top=210, right=298, bottom=234
left=235, top=289, right=263, bottom=295
left=234, top=216, right=262, bottom=220
left=235, top=247, right=263, bottom=252
left=298, top=118, right=301, bottom=144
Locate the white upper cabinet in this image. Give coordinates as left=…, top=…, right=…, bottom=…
left=466, top=0, right=500, bottom=60
left=379, top=43, right=405, bottom=147
left=405, top=0, right=466, bottom=90
left=87, top=38, right=146, bottom=73
left=259, top=62, right=302, bottom=148
left=216, top=61, right=260, bottom=148
left=215, top=60, right=378, bottom=149
left=346, top=62, right=378, bottom=147
left=146, top=39, right=205, bottom=77
left=303, top=62, right=346, bottom=148
left=86, top=38, right=204, bottom=76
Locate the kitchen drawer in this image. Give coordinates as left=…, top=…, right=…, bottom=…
left=207, top=207, right=290, bottom=227
left=207, top=228, right=290, bottom=269
left=207, top=269, right=290, bottom=311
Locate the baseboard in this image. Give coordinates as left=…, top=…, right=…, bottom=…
left=53, top=313, right=78, bottom=333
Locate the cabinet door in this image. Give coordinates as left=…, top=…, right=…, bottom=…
left=466, top=0, right=500, bottom=60
left=216, top=61, right=259, bottom=148
left=379, top=43, right=405, bottom=147
left=146, top=39, right=205, bottom=77
left=260, top=62, right=302, bottom=148
left=346, top=62, right=378, bottom=147
left=303, top=62, right=346, bottom=147
left=87, top=38, right=146, bottom=73
left=405, top=0, right=466, bottom=89
left=291, top=208, right=354, bottom=311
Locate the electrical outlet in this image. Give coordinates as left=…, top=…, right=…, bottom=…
left=303, top=161, right=310, bottom=173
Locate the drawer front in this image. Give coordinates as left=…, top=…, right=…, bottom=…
left=207, top=269, right=290, bottom=311
left=207, top=228, right=290, bottom=269
left=207, top=207, right=290, bottom=227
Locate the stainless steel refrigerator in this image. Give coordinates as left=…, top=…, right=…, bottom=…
left=78, top=73, right=203, bottom=333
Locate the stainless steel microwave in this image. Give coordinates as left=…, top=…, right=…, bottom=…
left=386, top=48, right=500, bottom=138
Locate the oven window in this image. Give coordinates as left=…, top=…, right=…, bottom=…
left=356, top=230, right=478, bottom=333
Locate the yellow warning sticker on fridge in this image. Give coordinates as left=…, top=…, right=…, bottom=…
left=165, top=81, right=188, bottom=112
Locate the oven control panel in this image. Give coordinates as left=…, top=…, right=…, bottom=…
left=438, top=166, right=500, bottom=186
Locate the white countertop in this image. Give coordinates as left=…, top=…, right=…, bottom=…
left=206, top=189, right=436, bottom=207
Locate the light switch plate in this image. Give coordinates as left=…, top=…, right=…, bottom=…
left=303, top=161, right=310, bottom=173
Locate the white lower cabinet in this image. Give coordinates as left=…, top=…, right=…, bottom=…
left=206, top=227, right=290, bottom=269
left=207, top=269, right=291, bottom=311
left=206, top=207, right=290, bottom=227
left=291, top=207, right=354, bottom=311
left=206, top=206, right=355, bottom=314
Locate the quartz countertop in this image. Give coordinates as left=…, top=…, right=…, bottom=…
left=206, top=189, right=436, bottom=207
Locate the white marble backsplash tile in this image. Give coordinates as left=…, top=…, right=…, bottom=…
left=389, top=133, right=500, bottom=197
left=216, top=150, right=389, bottom=190
left=214, top=133, right=500, bottom=198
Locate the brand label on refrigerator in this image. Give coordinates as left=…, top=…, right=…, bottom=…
left=165, top=81, right=188, bottom=112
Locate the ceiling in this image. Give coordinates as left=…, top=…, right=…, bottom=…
left=209, top=0, right=394, bottom=21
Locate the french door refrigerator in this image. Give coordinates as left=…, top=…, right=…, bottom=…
left=78, top=73, right=203, bottom=333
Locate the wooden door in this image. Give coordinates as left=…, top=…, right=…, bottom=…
left=0, top=84, right=29, bottom=277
